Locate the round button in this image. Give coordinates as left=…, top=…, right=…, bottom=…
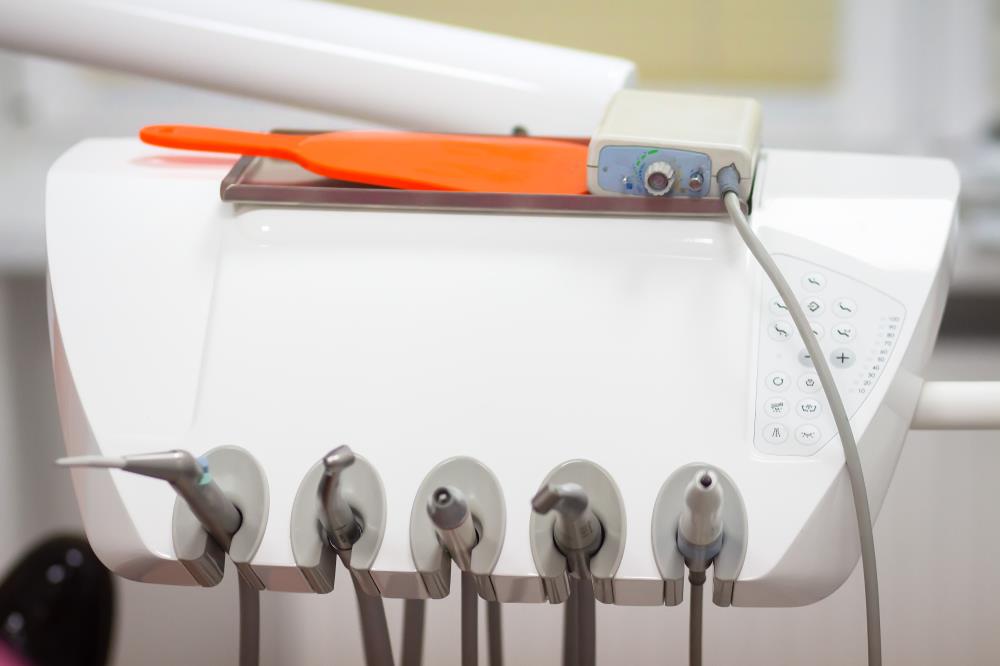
left=833, top=298, right=857, bottom=318
left=798, top=349, right=815, bottom=367
left=763, top=397, right=789, bottom=418
left=643, top=161, right=675, bottom=195
left=802, top=298, right=824, bottom=316
left=762, top=423, right=788, bottom=444
left=769, top=298, right=790, bottom=316
left=797, top=398, right=822, bottom=419
left=765, top=372, right=790, bottom=392
left=809, top=321, right=824, bottom=339
left=795, top=424, right=822, bottom=445
left=688, top=170, right=705, bottom=191
left=831, top=323, right=856, bottom=342
left=830, top=348, right=856, bottom=369
left=802, top=273, right=826, bottom=292
left=798, top=373, right=821, bottom=393
left=768, top=320, right=794, bottom=341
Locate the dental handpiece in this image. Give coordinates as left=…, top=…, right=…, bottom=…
left=318, top=445, right=363, bottom=551
left=532, top=482, right=603, bottom=579
left=676, top=469, right=725, bottom=573
left=57, top=450, right=242, bottom=550
left=426, top=485, right=478, bottom=571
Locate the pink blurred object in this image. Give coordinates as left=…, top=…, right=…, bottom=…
left=0, top=641, right=29, bottom=666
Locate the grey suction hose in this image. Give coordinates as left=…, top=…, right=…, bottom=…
left=562, top=581, right=578, bottom=666
left=461, top=571, right=479, bottom=666
left=351, top=574, right=395, bottom=666
left=401, top=599, right=426, bottom=666
left=487, top=601, right=503, bottom=666
left=572, top=578, right=596, bottom=666
left=687, top=571, right=705, bottom=666
left=719, top=166, right=881, bottom=666
left=238, top=576, right=260, bottom=666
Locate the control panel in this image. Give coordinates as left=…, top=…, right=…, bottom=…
left=595, top=145, right=711, bottom=197
left=754, top=255, right=906, bottom=456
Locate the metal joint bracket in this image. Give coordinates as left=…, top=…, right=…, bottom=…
left=651, top=463, right=747, bottom=607
left=172, top=446, right=269, bottom=589
left=529, top=460, right=626, bottom=604
left=289, top=452, right=387, bottom=595
left=409, top=457, right=506, bottom=600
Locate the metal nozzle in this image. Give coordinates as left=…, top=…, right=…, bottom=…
left=319, top=445, right=362, bottom=550
left=677, top=469, right=725, bottom=572
left=57, top=449, right=242, bottom=551
left=427, top=485, right=477, bottom=571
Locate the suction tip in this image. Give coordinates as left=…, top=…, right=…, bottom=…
left=55, top=455, right=127, bottom=469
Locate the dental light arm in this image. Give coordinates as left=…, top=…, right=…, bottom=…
left=0, top=0, right=634, bottom=134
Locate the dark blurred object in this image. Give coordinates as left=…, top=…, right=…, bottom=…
left=0, top=535, right=114, bottom=666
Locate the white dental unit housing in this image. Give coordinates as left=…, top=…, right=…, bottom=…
left=1, top=0, right=985, bottom=663
left=47, top=130, right=959, bottom=606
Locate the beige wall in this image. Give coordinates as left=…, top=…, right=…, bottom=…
left=340, top=0, right=837, bottom=85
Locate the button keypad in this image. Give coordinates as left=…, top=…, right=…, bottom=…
left=755, top=257, right=906, bottom=456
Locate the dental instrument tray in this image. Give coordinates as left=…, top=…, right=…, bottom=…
left=219, top=131, right=732, bottom=217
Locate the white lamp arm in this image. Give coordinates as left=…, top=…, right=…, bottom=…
left=0, top=0, right=635, bottom=135
left=911, top=381, right=1000, bottom=430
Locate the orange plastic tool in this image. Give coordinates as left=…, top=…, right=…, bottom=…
left=140, top=125, right=588, bottom=194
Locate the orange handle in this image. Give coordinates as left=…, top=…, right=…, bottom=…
left=140, top=125, right=304, bottom=160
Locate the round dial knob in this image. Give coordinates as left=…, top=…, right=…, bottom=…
left=643, top=161, right=675, bottom=196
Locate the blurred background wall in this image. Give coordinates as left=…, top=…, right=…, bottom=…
left=1, top=0, right=999, bottom=663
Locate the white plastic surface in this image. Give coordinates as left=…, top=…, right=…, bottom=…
left=48, top=140, right=958, bottom=607
left=0, top=0, right=634, bottom=135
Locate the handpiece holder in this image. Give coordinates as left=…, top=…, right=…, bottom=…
left=289, top=448, right=387, bottom=595
left=651, top=463, right=748, bottom=606
left=172, top=445, right=270, bottom=589
left=528, top=460, right=626, bottom=605
left=409, top=457, right=506, bottom=600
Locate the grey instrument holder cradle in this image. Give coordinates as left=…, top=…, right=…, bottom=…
left=288, top=451, right=387, bottom=595
left=651, top=463, right=748, bottom=606
left=172, top=445, right=270, bottom=589
left=409, top=457, right=506, bottom=600
left=529, top=460, right=627, bottom=605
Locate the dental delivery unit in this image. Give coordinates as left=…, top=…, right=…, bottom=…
left=4, top=1, right=999, bottom=665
